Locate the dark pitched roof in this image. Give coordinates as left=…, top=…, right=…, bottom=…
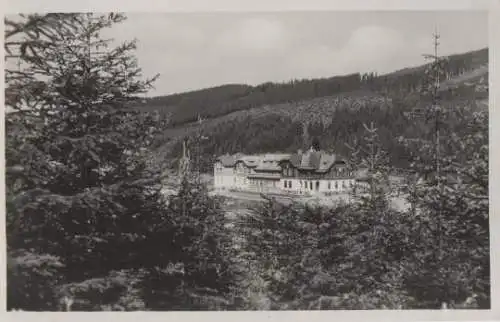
left=217, top=153, right=291, bottom=169
left=288, top=149, right=344, bottom=172
left=289, top=154, right=301, bottom=168
left=216, top=150, right=347, bottom=173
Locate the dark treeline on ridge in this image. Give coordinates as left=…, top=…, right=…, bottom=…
left=146, top=47, right=487, bottom=172
left=136, top=48, right=487, bottom=127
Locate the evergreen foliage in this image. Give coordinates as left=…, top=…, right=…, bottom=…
left=5, top=13, right=235, bottom=311
left=140, top=177, right=238, bottom=310
left=398, top=44, right=490, bottom=307
left=5, top=12, right=166, bottom=310
left=163, top=86, right=485, bottom=173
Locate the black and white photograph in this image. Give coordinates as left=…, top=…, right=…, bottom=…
left=3, top=2, right=494, bottom=315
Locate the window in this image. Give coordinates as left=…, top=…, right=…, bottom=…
left=284, top=181, right=287, bottom=188
left=328, top=182, right=331, bottom=190
left=289, top=181, right=292, bottom=189
left=335, top=181, right=338, bottom=189
left=316, top=181, right=320, bottom=191
left=310, top=182, right=313, bottom=190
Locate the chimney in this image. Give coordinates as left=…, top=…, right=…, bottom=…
left=312, top=137, right=321, bottom=152
left=302, top=121, right=309, bottom=150
left=182, top=139, right=187, bottom=158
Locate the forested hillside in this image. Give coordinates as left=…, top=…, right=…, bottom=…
left=146, top=48, right=488, bottom=172
left=136, top=47, right=487, bottom=125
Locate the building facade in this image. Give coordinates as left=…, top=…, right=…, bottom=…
left=213, top=147, right=356, bottom=196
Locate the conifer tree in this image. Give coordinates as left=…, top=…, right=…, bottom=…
left=399, top=32, right=489, bottom=308
left=341, top=121, right=415, bottom=306
left=140, top=177, right=238, bottom=310
left=140, top=114, right=236, bottom=310
left=235, top=198, right=329, bottom=309
left=346, top=121, right=392, bottom=212
left=5, top=13, right=169, bottom=310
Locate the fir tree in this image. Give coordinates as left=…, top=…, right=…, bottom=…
left=5, top=13, right=168, bottom=310
left=141, top=177, right=238, bottom=310
left=399, top=32, right=489, bottom=308
left=346, top=121, right=392, bottom=212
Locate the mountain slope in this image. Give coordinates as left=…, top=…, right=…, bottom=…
left=137, top=48, right=487, bottom=125
left=145, top=48, right=488, bottom=171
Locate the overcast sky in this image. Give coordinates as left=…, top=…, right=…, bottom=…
left=105, top=11, right=487, bottom=96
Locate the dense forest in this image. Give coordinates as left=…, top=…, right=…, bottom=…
left=160, top=87, right=486, bottom=172
left=5, top=13, right=489, bottom=311
left=144, top=48, right=487, bottom=171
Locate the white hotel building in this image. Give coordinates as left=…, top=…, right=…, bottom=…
left=213, top=146, right=356, bottom=196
